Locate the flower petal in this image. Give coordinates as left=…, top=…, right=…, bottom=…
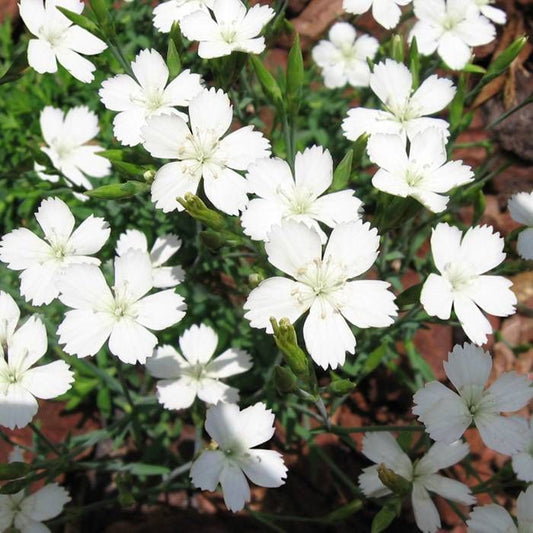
left=156, top=377, right=197, bottom=409
left=135, top=290, right=186, bottom=330
left=146, top=344, right=185, bottom=379
left=108, top=319, right=158, bottom=364
left=151, top=161, right=201, bottom=213
left=239, top=449, right=287, bottom=488
left=20, top=483, right=71, bottom=522
left=190, top=450, right=225, bottom=491
left=179, top=324, right=219, bottom=365
left=21, top=360, right=74, bottom=400
left=0, top=384, right=38, bottom=429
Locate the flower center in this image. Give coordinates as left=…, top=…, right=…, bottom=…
left=297, top=257, right=347, bottom=298
left=405, top=169, right=425, bottom=188
left=443, top=262, right=476, bottom=292
left=131, top=87, right=166, bottom=114
left=180, top=129, right=220, bottom=169
left=40, top=26, right=66, bottom=48
left=220, top=24, right=238, bottom=44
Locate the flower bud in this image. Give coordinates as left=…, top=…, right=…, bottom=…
left=377, top=464, right=411, bottom=497
left=177, top=193, right=225, bottom=230
left=274, top=365, right=298, bottom=394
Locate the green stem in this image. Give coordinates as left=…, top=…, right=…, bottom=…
left=282, top=111, right=295, bottom=170
left=29, top=422, right=62, bottom=456
left=312, top=424, right=424, bottom=435
left=115, top=363, right=143, bottom=450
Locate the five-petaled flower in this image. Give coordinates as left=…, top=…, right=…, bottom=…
left=343, top=0, right=412, bottom=29
left=146, top=324, right=252, bottom=409
left=359, top=432, right=475, bottom=533
left=367, top=128, right=473, bottom=212
left=0, top=197, right=110, bottom=306
left=342, top=59, right=456, bottom=143
left=190, top=402, right=287, bottom=512
left=413, top=343, right=533, bottom=455
left=420, top=223, right=517, bottom=345
left=57, top=249, right=186, bottom=364
left=180, top=0, right=274, bottom=59
left=0, top=291, right=74, bottom=429
left=99, top=49, right=203, bottom=146
left=142, top=87, right=271, bottom=215
left=0, top=481, right=71, bottom=532
left=116, top=229, right=184, bottom=289
left=241, top=146, right=363, bottom=242
left=36, top=106, right=111, bottom=190
left=19, top=0, right=107, bottom=82
left=244, top=220, right=398, bottom=369
left=312, top=22, right=379, bottom=89
left=410, top=0, right=496, bottom=70
left=153, top=0, right=215, bottom=33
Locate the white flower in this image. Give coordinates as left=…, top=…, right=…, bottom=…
left=115, top=229, right=184, bottom=288
left=508, top=191, right=533, bottom=260
left=0, top=291, right=74, bottom=429
left=342, top=59, right=456, bottom=143
left=241, top=146, right=363, bottom=242
left=312, top=22, right=379, bottom=89
left=146, top=324, right=252, bottom=409
left=413, top=343, right=533, bottom=455
left=142, top=87, right=271, bottom=215
left=367, top=128, right=474, bottom=212
left=0, top=197, right=110, bottom=306
left=244, top=220, right=397, bottom=369
left=359, top=432, right=474, bottom=533
left=343, top=0, right=412, bottom=29
left=512, top=419, right=533, bottom=482
left=37, top=106, right=111, bottom=190
left=57, top=250, right=187, bottom=364
left=467, top=485, right=533, bottom=533
left=471, top=0, right=507, bottom=24
left=409, top=0, right=496, bottom=70
left=180, top=0, right=274, bottom=59
left=99, top=49, right=203, bottom=147
left=153, top=0, right=215, bottom=33
left=19, top=0, right=107, bottom=83
left=0, top=482, right=71, bottom=532
left=420, top=223, right=517, bottom=345
left=190, top=402, right=287, bottom=512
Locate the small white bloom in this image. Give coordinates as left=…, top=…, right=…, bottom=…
left=0, top=292, right=74, bottom=429
left=153, top=0, right=215, bottom=33
left=359, top=432, right=474, bottom=533
left=146, top=324, right=252, bottom=409
left=343, top=0, right=412, bottom=29
left=342, top=59, right=456, bottom=142
left=0, top=197, right=110, bottom=306
left=508, top=191, right=533, bottom=260
left=244, top=220, right=397, bottom=369
left=116, top=229, right=184, bottom=288
left=57, top=250, right=187, bottom=364
left=190, top=402, right=287, bottom=512
left=367, top=128, right=474, bottom=212
left=180, top=0, right=274, bottom=59
left=420, top=223, right=517, bottom=345
left=0, top=482, right=71, bottom=532
left=410, top=0, right=496, bottom=70
left=512, top=419, right=533, bottom=482
left=312, top=22, right=379, bottom=89
left=19, top=0, right=107, bottom=83
left=99, top=49, right=203, bottom=147
left=467, top=485, right=533, bottom=533
left=241, top=146, right=363, bottom=242
left=471, top=0, right=507, bottom=24
left=142, top=87, right=271, bottom=215
left=37, top=106, right=111, bottom=190
left=413, top=343, right=533, bottom=455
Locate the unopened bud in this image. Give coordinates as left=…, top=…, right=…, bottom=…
left=143, top=169, right=155, bottom=182
left=270, top=317, right=308, bottom=378
left=377, top=464, right=411, bottom=496
left=248, top=273, right=263, bottom=288
left=177, top=193, right=225, bottom=230
left=327, top=378, right=355, bottom=396
left=274, top=365, right=298, bottom=394
left=200, top=230, right=226, bottom=251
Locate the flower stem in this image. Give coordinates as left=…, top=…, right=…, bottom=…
left=312, top=424, right=425, bottom=435
left=28, top=421, right=62, bottom=456
left=114, top=363, right=143, bottom=450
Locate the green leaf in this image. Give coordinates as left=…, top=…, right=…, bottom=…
left=85, top=181, right=150, bottom=199
left=0, top=478, right=31, bottom=494
left=462, top=63, right=486, bottom=74
left=56, top=7, right=101, bottom=37
left=286, top=33, right=304, bottom=116
left=371, top=500, right=402, bottom=533
left=396, top=283, right=422, bottom=309
left=89, top=0, right=108, bottom=25
left=0, top=51, right=28, bottom=86
left=167, top=39, right=182, bottom=79
left=405, top=340, right=435, bottom=382
left=391, top=34, right=404, bottom=63
left=323, top=499, right=363, bottom=522
left=331, top=150, right=353, bottom=192
left=472, top=189, right=486, bottom=225
left=126, top=463, right=171, bottom=476
left=0, top=462, right=32, bottom=481
left=408, top=37, right=420, bottom=90
left=250, top=56, right=283, bottom=107
left=363, top=344, right=388, bottom=375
